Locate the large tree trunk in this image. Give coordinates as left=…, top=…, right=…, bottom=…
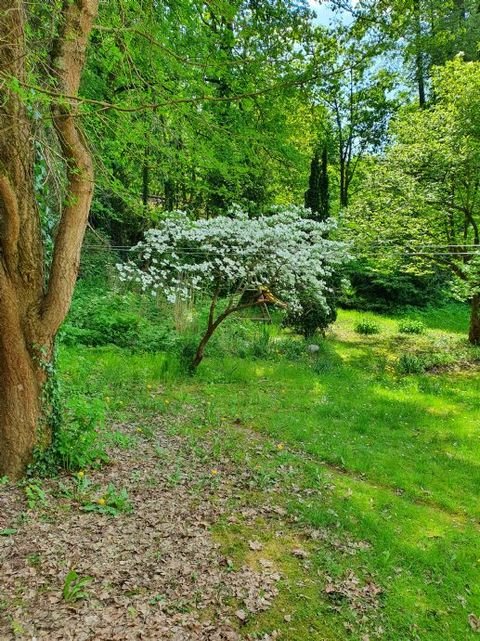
left=0, top=279, right=43, bottom=476
left=0, top=0, right=98, bottom=479
left=469, top=294, right=480, bottom=345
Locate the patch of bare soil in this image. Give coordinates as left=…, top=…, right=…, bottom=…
left=0, top=422, right=280, bottom=641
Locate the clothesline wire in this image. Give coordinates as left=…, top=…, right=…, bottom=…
left=81, top=244, right=480, bottom=259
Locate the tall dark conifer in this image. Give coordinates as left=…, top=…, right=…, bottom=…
left=305, top=150, right=321, bottom=215
left=318, top=144, right=330, bottom=221
left=305, top=145, right=330, bottom=220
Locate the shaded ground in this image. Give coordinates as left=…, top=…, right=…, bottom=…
left=0, top=421, right=283, bottom=641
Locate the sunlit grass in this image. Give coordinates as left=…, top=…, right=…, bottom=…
left=59, top=302, right=480, bottom=640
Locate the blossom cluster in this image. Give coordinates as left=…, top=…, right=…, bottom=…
left=116, top=205, right=350, bottom=313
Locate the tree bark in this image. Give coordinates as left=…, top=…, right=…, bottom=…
left=469, top=294, right=480, bottom=345
left=0, top=0, right=98, bottom=478
left=339, top=157, right=349, bottom=208
left=192, top=325, right=217, bottom=370
left=413, top=0, right=427, bottom=108
left=0, top=274, right=46, bottom=476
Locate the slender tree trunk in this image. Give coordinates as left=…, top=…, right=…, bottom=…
left=192, top=325, right=216, bottom=370
left=339, top=158, right=348, bottom=208
left=142, top=152, right=150, bottom=209
left=0, top=0, right=98, bottom=478
left=469, top=293, right=480, bottom=345
left=413, top=0, right=427, bottom=108
left=191, top=298, right=266, bottom=370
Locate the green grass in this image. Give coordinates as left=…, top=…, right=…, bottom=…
left=59, top=303, right=480, bottom=641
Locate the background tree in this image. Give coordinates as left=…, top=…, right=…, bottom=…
left=344, top=58, right=480, bottom=343
left=329, top=0, right=480, bottom=106
left=83, top=0, right=318, bottom=240
left=308, top=27, right=399, bottom=209
left=305, top=143, right=330, bottom=220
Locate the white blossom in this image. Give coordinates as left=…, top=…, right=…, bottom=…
left=117, top=205, right=350, bottom=314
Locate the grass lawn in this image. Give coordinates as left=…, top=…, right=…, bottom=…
left=57, top=304, right=480, bottom=641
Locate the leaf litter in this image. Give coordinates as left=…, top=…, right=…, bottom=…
left=0, top=422, right=280, bottom=641
left=0, top=416, right=384, bottom=641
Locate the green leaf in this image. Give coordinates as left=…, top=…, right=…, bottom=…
left=0, top=528, right=18, bottom=536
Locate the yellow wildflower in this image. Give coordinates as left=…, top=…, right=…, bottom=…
left=77, top=471, right=85, bottom=479
left=97, top=497, right=106, bottom=506
left=277, top=443, right=284, bottom=450
left=210, top=469, right=219, bottom=476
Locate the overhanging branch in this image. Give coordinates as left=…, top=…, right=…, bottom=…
left=41, top=0, right=98, bottom=336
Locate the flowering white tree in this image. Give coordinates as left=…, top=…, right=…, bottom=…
left=117, top=206, right=349, bottom=368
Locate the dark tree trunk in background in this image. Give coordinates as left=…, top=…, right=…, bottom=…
left=413, top=0, right=427, bottom=107
left=319, top=145, right=330, bottom=221
left=339, top=155, right=349, bottom=208
left=455, top=0, right=466, bottom=21
left=142, top=150, right=150, bottom=209
left=305, top=150, right=321, bottom=216
left=306, top=144, right=330, bottom=219
left=165, top=179, right=176, bottom=210
left=469, top=294, right=480, bottom=345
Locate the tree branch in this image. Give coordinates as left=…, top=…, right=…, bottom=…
left=41, top=0, right=99, bottom=336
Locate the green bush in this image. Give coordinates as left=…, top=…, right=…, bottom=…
left=250, top=327, right=272, bottom=358
left=397, top=354, right=425, bottom=374
left=65, top=304, right=142, bottom=349
left=354, top=319, right=380, bottom=335
left=339, top=260, right=450, bottom=312
left=277, top=337, right=306, bottom=360
left=61, top=284, right=178, bottom=352
left=396, top=351, right=454, bottom=375
left=398, top=319, right=426, bottom=335
left=284, top=288, right=337, bottom=339
left=176, top=334, right=200, bottom=374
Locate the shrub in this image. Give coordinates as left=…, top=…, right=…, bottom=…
left=117, top=206, right=348, bottom=369
left=397, top=354, right=425, bottom=374
left=61, top=284, right=179, bottom=353
left=250, top=327, right=272, bottom=358
left=176, top=334, right=201, bottom=374
left=354, top=319, right=380, bottom=335
left=396, top=351, right=454, bottom=375
left=398, top=319, right=425, bottom=335
left=284, top=286, right=337, bottom=339
left=277, top=337, right=307, bottom=360
left=338, top=260, right=450, bottom=312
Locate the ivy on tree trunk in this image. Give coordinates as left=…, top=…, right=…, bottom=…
left=0, top=0, right=98, bottom=478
